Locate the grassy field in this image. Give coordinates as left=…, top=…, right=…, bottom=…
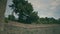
left=0, top=22, right=60, bottom=34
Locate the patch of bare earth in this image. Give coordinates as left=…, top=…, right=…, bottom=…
left=8, top=21, right=60, bottom=29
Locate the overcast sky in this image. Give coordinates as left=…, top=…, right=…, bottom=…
left=5, top=0, right=60, bottom=19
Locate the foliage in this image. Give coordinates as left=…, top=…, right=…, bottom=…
left=57, top=18, right=60, bottom=24
left=9, top=0, right=39, bottom=24
left=8, top=15, right=15, bottom=21
left=37, top=17, right=60, bottom=24
left=4, top=17, right=8, bottom=23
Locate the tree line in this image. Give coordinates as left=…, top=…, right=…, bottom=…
left=37, top=17, right=60, bottom=24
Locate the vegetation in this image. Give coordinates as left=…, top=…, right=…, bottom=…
left=37, top=17, right=60, bottom=24
left=0, top=23, right=60, bottom=34
left=8, top=15, right=15, bottom=21
left=5, top=0, right=60, bottom=24
left=8, top=0, right=39, bottom=24
left=4, top=17, right=8, bottom=23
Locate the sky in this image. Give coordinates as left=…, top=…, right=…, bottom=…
left=5, top=0, right=60, bottom=19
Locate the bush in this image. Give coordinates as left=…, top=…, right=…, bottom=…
left=4, top=18, right=8, bottom=23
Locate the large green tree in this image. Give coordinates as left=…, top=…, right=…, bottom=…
left=9, top=0, right=39, bottom=24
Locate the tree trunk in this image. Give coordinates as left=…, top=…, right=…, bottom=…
left=0, top=0, right=7, bottom=31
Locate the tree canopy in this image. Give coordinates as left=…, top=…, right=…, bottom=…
left=9, top=0, right=39, bottom=24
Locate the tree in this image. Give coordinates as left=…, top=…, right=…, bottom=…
left=0, top=0, right=7, bottom=32
left=57, top=18, right=60, bottom=24
left=8, top=15, right=15, bottom=21
left=9, top=0, right=39, bottom=24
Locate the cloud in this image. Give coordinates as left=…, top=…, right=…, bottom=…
left=28, top=0, right=60, bottom=19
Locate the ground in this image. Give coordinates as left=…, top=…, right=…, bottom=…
left=0, top=21, right=60, bottom=34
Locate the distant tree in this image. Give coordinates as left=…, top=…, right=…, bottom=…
left=38, top=17, right=59, bottom=24
left=39, top=18, right=46, bottom=24
left=9, top=0, right=39, bottom=24
left=44, top=17, right=49, bottom=24
left=4, top=17, right=8, bottom=23
left=57, top=18, right=60, bottom=24
left=8, top=15, right=15, bottom=21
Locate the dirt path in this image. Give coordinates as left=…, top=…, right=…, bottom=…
left=8, top=21, right=60, bottom=29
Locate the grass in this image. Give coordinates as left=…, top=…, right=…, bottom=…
left=0, top=22, right=60, bottom=34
